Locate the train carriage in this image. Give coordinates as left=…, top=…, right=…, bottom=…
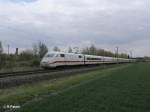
left=40, top=52, right=134, bottom=68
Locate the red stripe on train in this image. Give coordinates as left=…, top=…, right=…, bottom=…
left=48, top=61, right=104, bottom=64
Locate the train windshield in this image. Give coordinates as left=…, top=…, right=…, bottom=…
left=45, top=54, right=55, bottom=57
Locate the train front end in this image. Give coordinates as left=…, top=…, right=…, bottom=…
left=40, top=53, right=56, bottom=68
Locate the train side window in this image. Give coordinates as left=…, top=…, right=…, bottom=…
left=56, top=54, right=59, bottom=57
left=46, top=54, right=54, bottom=57
left=87, top=57, right=91, bottom=60
left=60, top=54, right=65, bottom=57
left=78, top=55, right=82, bottom=58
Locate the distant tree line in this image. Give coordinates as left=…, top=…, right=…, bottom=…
left=136, top=56, right=150, bottom=62
left=0, top=41, right=3, bottom=54
left=0, top=41, right=48, bottom=69
left=82, top=45, right=129, bottom=58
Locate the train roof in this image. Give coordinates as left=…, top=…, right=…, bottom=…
left=46, top=51, right=132, bottom=60
left=47, top=51, right=83, bottom=55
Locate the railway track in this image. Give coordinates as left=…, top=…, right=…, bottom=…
left=0, top=64, right=118, bottom=88
left=0, top=65, right=99, bottom=79
left=0, top=68, right=65, bottom=78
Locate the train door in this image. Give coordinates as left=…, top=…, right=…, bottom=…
left=65, top=54, right=71, bottom=66
left=60, top=54, right=65, bottom=66
left=84, top=55, right=86, bottom=65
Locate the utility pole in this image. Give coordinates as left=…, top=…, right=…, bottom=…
left=15, top=48, right=19, bottom=55
left=115, top=47, right=119, bottom=64
left=130, top=50, right=133, bottom=59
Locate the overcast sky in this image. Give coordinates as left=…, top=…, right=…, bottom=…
left=0, top=0, right=150, bottom=57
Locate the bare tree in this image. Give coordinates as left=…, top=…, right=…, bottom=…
left=68, top=47, right=73, bottom=53
left=0, top=41, right=3, bottom=54
left=89, top=44, right=97, bottom=55
left=53, top=46, right=60, bottom=52
left=32, top=41, right=48, bottom=59
left=32, top=44, right=38, bottom=56
left=38, top=41, right=48, bottom=59
left=82, top=47, right=90, bottom=54
left=0, top=41, right=3, bottom=68
left=82, top=45, right=97, bottom=55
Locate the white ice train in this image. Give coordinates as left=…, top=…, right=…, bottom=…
left=40, top=52, right=134, bottom=68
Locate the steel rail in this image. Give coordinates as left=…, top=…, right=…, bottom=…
left=0, top=65, right=98, bottom=78
left=0, top=69, right=64, bottom=78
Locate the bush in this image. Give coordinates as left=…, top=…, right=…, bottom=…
left=31, top=59, right=40, bottom=67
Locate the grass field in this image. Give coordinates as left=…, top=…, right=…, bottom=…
left=16, top=62, right=150, bottom=112
left=0, top=64, right=125, bottom=109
